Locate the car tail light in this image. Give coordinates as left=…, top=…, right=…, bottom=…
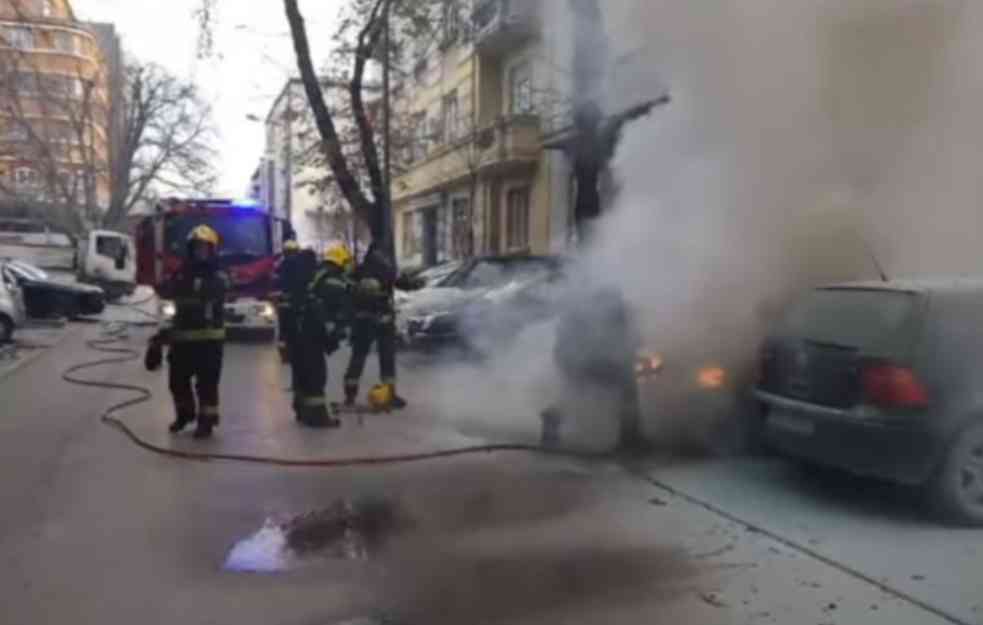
left=861, top=362, right=929, bottom=409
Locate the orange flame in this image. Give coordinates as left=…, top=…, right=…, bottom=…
left=697, top=366, right=727, bottom=389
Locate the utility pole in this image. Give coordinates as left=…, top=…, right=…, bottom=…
left=381, top=0, right=395, bottom=264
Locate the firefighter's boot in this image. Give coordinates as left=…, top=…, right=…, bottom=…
left=193, top=406, right=219, bottom=439
left=169, top=411, right=196, bottom=433
left=343, top=380, right=358, bottom=407
left=299, top=404, right=341, bottom=429
left=193, top=416, right=216, bottom=439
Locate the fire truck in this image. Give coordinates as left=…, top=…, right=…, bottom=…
left=135, top=198, right=292, bottom=340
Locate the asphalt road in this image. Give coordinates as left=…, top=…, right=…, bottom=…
left=0, top=314, right=970, bottom=624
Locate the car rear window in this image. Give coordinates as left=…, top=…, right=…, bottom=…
left=779, top=288, right=919, bottom=350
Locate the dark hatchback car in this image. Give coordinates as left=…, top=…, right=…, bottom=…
left=3, top=260, right=106, bottom=319
left=398, top=255, right=565, bottom=354
left=755, top=280, right=983, bottom=524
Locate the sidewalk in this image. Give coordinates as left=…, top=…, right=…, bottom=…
left=0, top=319, right=73, bottom=383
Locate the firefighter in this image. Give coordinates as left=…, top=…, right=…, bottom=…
left=157, top=224, right=229, bottom=439
left=292, top=243, right=353, bottom=428
left=343, top=242, right=406, bottom=410
left=274, top=238, right=302, bottom=365
left=285, top=246, right=320, bottom=421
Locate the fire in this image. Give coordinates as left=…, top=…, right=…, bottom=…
left=697, top=366, right=727, bottom=390
left=635, top=352, right=664, bottom=380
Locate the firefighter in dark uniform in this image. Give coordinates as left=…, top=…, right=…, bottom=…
left=292, top=243, right=354, bottom=428
left=156, top=224, right=229, bottom=439
left=273, top=239, right=301, bottom=364
left=284, top=246, right=319, bottom=420
left=343, top=242, right=406, bottom=409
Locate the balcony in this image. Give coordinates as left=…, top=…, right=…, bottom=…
left=472, top=0, right=540, bottom=56
left=475, top=113, right=542, bottom=175
left=393, top=115, right=542, bottom=201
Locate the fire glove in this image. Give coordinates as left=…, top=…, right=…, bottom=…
left=144, top=335, right=164, bottom=372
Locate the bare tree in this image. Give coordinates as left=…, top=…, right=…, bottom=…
left=281, top=0, right=462, bottom=252
left=0, top=6, right=218, bottom=235
left=103, top=62, right=219, bottom=229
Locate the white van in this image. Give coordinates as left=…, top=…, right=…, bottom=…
left=76, top=230, right=136, bottom=300
left=0, top=262, right=27, bottom=343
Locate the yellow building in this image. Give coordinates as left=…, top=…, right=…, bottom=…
left=0, top=0, right=112, bottom=213
left=393, top=0, right=556, bottom=267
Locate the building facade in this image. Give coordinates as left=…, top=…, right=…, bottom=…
left=0, top=0, right=113, bottom=217
left=257, top=77, right=375, bottom=254
left=392, top=0, right=556, bottom=268
left=391, top=0, right=664, bottom=268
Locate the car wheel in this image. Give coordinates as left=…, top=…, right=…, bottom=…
left=932, top=422, right=983, bottom=526
left=0, top=314, right=13, bottom=344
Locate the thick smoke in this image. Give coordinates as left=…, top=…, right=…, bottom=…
left=417, top=0, right=977, bottom=451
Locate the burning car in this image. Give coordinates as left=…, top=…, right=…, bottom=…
left=398, top=255, right=565, bottom=355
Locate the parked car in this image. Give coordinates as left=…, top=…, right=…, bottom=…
left=3, top=259, right=105, bottom=319
left=394, top=260, right=463, bottom=309
left=0, top=262, right=27, bottom=342
left=398, top=255, right=565, bottom=354
left=755, top=279, right=983, bottom=525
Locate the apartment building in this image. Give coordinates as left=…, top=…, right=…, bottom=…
left=257, top=77, right=375, bottom=252
left=392, top=0, right=664, bottom=267
left=0, top=0, right=113, bottom=213
left=393, top=0, right=558, bottom=268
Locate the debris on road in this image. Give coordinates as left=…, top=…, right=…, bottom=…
left=648, top=496, right=668, bottom=506
left=911, top=574, right=926, bottom=581
left=698, top=591, right=727, bottom=608
left=225, top=498, right=409, bottom=573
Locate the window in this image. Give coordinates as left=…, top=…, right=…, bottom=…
left=505, top=186, right=530, bottom=250
left=508, top=61, right=532, bottom=114
left=56, top=169, right=73, bottom=194
left=42, top=0, right=55, bottom=17
left=96, top=234, right=127, bottom=260
left=14, top=167, right=40, bottom=191
left=53, top=31, right=76, bottom=54
left=5, top=26, right=35, bottom=50
left=165, top=214, right=271, bottom=258
left=442, top=0, right=461, bottom=47
left=412, top=113, right=428, bottom=161
left=401, top=211, right=417, bottom=257
left=13, top=71, right=38, bottom=94
left=2, top=124, right=29, bottom=142
left=442, top=91, right=459, bottom=143
left=451, top=197, right=471, bottom=258
left=413, top=55, right=428, bottom=83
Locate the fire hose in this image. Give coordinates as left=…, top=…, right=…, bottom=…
left=61, top=317, right=601, bottom=468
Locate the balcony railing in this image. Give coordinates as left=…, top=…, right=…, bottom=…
left=476, top=113, right=542, bottom=172
left=472, top=0, right=540, bottom=55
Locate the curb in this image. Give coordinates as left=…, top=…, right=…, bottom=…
left=0, top=322, right=79, bottom=385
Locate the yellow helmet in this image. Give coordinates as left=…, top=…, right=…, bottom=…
left=367, top=383, right=394, bottom=411
left=324, top=243, right=353, bottom=270
left=188, top=224, right=220, bottom=248
left=284, top=239, right=300, bottom=253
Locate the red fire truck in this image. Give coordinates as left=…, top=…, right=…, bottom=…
left=135, top=198, right=292, bottom=340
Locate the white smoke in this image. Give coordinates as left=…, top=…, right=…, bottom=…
left=418, top=0, right=980, bottom=452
